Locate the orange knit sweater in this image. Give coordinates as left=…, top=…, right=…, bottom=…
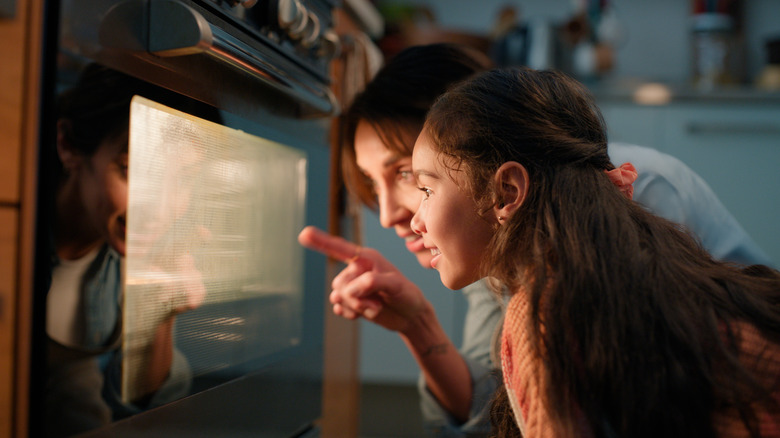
left=500, top=290, right=559, bottom=438
left=500, top=292, right=780, bottom=437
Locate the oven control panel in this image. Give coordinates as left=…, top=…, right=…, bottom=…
left=195, top=0, right=340, bottom=82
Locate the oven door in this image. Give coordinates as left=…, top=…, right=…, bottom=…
left=32, top=0, right=336, bottom=436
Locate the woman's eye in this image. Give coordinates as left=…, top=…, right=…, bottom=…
left=397, top=169, right=414, bottom=182
left=418, top=187, right=432, bottom=199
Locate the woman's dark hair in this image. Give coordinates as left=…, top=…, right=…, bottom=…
left=340, top=43, right=492, bottom=208
left=426, top=67, right=780, bottom=437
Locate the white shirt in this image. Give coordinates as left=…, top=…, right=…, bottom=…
left=47, top=246, right=101, bottom=347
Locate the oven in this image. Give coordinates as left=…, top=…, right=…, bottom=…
left=31, top=0, right=341, bottom=436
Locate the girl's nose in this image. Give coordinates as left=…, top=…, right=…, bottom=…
left=410, top=203, right=425, bottom=235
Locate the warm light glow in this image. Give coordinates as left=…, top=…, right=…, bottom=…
left=633, top=83, right=672, bottom=105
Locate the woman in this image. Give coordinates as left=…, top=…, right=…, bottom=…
left=300, top=43, right=502, bottom=436
left=410, top=67, right=780, bottom=437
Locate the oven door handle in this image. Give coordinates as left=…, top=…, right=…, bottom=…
left=99, top=0, right=338, bottom=117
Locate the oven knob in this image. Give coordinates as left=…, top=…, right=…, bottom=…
left=300, top=11, right=321, bottom=48
left=278, top=0, right=308, bottom=39
left=318, top=29, right=341, bottom=59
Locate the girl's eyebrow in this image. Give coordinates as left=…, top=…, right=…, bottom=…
left=413, top=169, right=439, bottom=180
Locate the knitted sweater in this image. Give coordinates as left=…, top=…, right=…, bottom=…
left=500, top=292, right=780, bottom=437
left=500, top=290, right=558, bottom=438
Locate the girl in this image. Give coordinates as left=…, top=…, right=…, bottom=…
left=410, top=67, right=780, bottom=437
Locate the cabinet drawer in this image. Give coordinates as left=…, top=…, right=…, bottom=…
left=662, top=103, right=780, bottom=265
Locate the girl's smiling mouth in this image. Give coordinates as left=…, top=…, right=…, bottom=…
left=429, top=247, right=442, bottom=269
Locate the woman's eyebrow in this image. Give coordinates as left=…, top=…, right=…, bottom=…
left=382, top=153, right=409, bottom=168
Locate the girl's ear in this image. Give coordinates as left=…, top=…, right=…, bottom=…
left=493, top=161, right=529, bottom=223
left=56, top=119, right=83, bottom=171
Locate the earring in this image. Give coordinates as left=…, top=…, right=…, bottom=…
left=498, top=216, right=504, bottom=221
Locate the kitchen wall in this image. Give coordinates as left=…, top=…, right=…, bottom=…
left=359, top=0, right=780, bottom=385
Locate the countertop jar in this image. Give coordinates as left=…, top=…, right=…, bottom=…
left=691, top=12, right=740, bottom=90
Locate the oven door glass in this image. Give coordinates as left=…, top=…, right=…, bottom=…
left=122, top=96, right=308, bottom=403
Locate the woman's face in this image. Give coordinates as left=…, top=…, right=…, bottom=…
left=354, top=120, right=433, bottom=268
left=410, top=131, right=494, bottom=290
left=77, top=131, right=129, bottom=256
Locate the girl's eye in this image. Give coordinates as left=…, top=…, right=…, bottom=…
left=418, top=187, right=432, bottom=199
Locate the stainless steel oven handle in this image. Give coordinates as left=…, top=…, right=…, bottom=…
left=203, top=25, right=337, bottom=116
left=100, top=0, right=338, bottom=117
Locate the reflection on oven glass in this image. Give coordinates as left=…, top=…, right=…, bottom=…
left=44, top=64, right=225, bottom=437
left=124, top=96, right=308, bottom=401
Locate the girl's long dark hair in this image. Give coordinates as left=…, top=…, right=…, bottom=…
left=426, top=67, right=780, bottom=437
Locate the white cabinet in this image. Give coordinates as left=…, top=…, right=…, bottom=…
left=600, top=98, right=780, bottom=266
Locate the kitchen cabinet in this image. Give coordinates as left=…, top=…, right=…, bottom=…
left=0, top=6, right=23, bottom=204
left=599, top=96, right=780, bottom=266
left=0, top=0, right=45, bottom=435
left=0, top=208, right=17, bottom=438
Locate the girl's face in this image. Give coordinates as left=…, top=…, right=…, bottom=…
left=410, top=131, right=494, bottom=290
left=77, top=132, right=129, bottom=256
left=354, top=120, right=432, bottom=268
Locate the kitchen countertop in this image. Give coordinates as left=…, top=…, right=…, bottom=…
left=588, top=78, right=780, bottom=104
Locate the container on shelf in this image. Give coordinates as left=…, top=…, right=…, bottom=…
left=691, top=12, right=741, bottom=90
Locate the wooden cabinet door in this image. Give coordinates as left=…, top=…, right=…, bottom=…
left=0, top=0, right=45, bottom=435
left=0, top=1, right=24, bottom=204
left=0, top=208, right=18, bottom=438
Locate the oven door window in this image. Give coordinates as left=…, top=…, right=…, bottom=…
left=123, top=96, right=308, bottom=402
